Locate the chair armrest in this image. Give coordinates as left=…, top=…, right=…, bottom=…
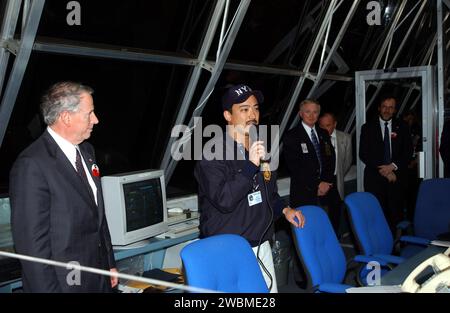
left=372, top=254, right=405, bottom=265
left=348, top=256, right=396, bottom=287
left=397, top=220, right=411, bottom=230
left=318, top=283, right=353, bottom=293
left=400, top=235, right=430, bottom=246
left=353, top=255, right=389, bottom=266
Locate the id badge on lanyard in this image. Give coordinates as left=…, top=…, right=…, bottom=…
left=248, top=190, right=262, bottom=206
left=248, top=175, right=262, bottom=206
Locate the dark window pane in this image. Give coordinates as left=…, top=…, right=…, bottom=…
left=0, top=53, right=192, bottom=188
left=37, top=0, right=214, bottom=55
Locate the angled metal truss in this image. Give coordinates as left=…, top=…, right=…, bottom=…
left=0, top=0, right=45, bottom=145
left=0, top=0, right=449, bottom=184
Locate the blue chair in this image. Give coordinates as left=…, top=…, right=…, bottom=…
left=344, top=192, right=406, bottom=266
left=291, top=205, right=365, bottom=293
left=180, top=234, right=268, bottom=293
left=399, top=179, right=450, bottom=257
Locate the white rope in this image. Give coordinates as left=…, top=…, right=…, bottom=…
left=0, top=250, right=217, bottom=293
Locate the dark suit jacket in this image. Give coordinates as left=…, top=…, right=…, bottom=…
left=440, top=120, right=450, bottom=177
left=9, top=130, right=116, bottom=292
left=283, top=124, right=335, bottom=208
left=359, top=117, right=412, bottom=188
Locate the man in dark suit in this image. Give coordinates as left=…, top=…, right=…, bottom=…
left=9, top=82, right=118, bottom=292
left=359, top=96, right=413, bottom=230
left=283, top=99, right=337, bottom=287
left=440, top=119, right=450, bottom=178
left=283, top=99, right=337, bottom=211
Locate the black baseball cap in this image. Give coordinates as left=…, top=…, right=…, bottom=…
left=221, top=84, right=264, bottom=111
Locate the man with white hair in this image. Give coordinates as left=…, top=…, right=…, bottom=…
left=10, top=81, right=118, bottom=292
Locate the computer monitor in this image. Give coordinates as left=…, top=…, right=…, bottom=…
left=0, top=194, right=13, bottom=250
left=101, top=170, right=168, bottom=248
left=0, top=194, right=22, bottom=282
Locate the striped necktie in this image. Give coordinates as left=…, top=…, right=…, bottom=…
left=310, top=128, right=322, bottom=174
left=75, top=148, right=97, bottom=208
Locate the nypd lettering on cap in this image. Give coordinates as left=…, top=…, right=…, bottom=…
left=234, top=85, right=251, bottom=96
left=222, top=84, right=264, bottom=111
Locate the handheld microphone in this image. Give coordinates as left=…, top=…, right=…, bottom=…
left=249, top=124, right=271, bottom=165
left=249, top=123, right=274, bottom=291
left=248, top=123, right=259, bottom=146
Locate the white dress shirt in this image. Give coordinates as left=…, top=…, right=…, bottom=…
left=378, top=118, right=397, bottom=170
left=379, top=117, right=392, bottom=141
left=302, top=122, right=320, bottom=143
left=330, top=129, right=337, bottom=175
left=47, top=127, right=98, bottom=204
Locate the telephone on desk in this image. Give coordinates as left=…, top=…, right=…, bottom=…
left=401, top=247, right=450, bottom=293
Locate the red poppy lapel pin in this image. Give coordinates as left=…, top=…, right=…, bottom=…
left=391, top=132, right=398, bottom=139
left=91, top=164, right=100, bottom=177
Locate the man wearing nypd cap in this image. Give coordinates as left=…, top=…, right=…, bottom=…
left=194, top=84, right=305, bottom=292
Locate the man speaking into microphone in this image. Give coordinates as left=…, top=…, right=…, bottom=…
left=194, top=84, right=305, bottom=293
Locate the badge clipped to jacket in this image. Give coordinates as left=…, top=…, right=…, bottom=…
left=248, top=191, right=262, bottom=206
left=262, top=162, right=271, bottom=182
left=301, top=143, right=309, bottom=154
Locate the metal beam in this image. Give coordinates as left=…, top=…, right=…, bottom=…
left=374, top=0, right=408, bottom=69
left=264, top=4, right=350, bottom=79
left=0, top=0, right=22, bottom=97
left=1, top=39, right=19, bottom=55
left=32, top=38, right=354, bottom=82
left=326, top=45, right=349, bottom=73
left=313, top=80, right=337, bottom=99
left=33, top=40, right=198, bottom=66
left=32, top=38, right=355, bottom=83
left=288, top=0, right=360, bottom=131
left=345, top=0, right=408, bottom=133
left=409, top=91, right=422, bottom=111
left=444, top=0, right=450, bottom=9
left=437, top=0, right=446, bottom=177
left=221, top=61, right=353, bottom=81
left=389, top=0, right=427, bottom=68
left=22, top=0, right=31, bottom=34
left=397, top=83, right=416, bottom=116
left=265, top=2, right=322, bottom=64
left=159, top=0, right=225, bottom=172
left=347, top=30, right=439, bottom=135
left=164, top=0, right=251, bottom=182
left=277, top=0, right=338, bottom=140
left=0, top=0, right=45, bottom=147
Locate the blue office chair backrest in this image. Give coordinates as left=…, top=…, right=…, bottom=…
left=180, top=234, right=268, bottom=293
left=344, top=192, right=393, bottom=256
left=292, top=206, right=347, bottom=287
left=414, top=179, right=450, bottom=240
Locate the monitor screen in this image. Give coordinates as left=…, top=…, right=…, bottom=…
left=123, top=179, right=164, bottom=232
left=102, top=170, right=168, bottom=247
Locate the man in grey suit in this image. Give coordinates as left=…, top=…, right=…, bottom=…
left=319, top=113, right=352, bottom=199
left=319, top=113, right=352, bottom=235
left=10, top=82, right=118, bottom=292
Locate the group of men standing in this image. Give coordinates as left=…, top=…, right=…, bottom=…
left=283, top=95, right=413, bottom=233
left=9, top=81, right=416, bottom=293
left=195, top=85, right=357, bottom=291
left=196, top=85, right=416, bottom=292
left=283, top=100, right=353, bottom=235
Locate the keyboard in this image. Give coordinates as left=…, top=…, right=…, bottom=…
left=117, top=284, right=143, bottom=293
left=164, top=220, right=199, bottom=238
